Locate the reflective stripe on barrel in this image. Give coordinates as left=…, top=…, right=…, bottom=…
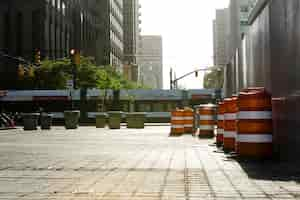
left=237, top=89, right=273, bottom=158
left=216, top=102, right=225, bottom=145
left=199, top=106, right=216, bottom=138
left=184, top=109, right=194, bottom=133
left=224, top=97, right=238, bottom=151
left=171, top=110, right=184, bottom=135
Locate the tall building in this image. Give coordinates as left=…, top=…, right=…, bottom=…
left=212, top=20, right=217, bottom=66
left=96, top=0, right=124, bottom=72
left=0, top=0, right=99, bottom=89
left=213, top=9, right=228, bottom=66
left=138, top=35, right=163, bottom=89
left=224, top=0, right=251, bottom=95
left=123, top=0, right=141, bottom=82
left=0, top=0, right=98, bottom=60
left=223, top=0, right=300, bottom=160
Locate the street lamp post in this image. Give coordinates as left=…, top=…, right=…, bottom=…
left=170, top=68, right=173, bottom=90
left=70, top=49, right=80, bottom=109
left=170, top=65, right=225, bottom=90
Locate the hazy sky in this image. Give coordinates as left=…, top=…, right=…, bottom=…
left=139, top=0, right=229, bottom=89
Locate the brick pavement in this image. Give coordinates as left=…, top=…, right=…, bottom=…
left=0, top=127, right=299, bottom=199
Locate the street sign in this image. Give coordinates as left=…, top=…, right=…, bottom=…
left=66, top=80, right=74, bottom=89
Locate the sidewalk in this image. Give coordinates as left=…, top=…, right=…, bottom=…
left=0, top=126, right=299, bottom=199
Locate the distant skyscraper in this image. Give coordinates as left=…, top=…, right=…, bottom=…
left=96, top=0, right=124, bottom=72
left=213, top=20, right=217, bottom=66
left=123, top=0, right=141, bottom=82
left=213, top=9, right=228, bottom=66
left=138, top=35, right=163, bottom=89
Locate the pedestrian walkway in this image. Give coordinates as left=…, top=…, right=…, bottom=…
left=0, top=127, right=299, bottom=199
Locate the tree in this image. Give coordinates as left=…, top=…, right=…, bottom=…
left=31, top=56, right=147, bottom=90
left=203, top=68, right=224, bottom=89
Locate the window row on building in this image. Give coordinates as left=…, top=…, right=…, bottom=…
left=0, top=0, right=145, bottom=87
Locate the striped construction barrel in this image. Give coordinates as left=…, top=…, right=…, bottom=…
left=224, top=97, right=238, bottom=152
left=242, top=87, right=266, bottom=93
left=237, top=89, right=273, bottom=158
left=184, top=109, right=194, bottom=134
left=199, top=105, right=216, bottom=138
left=216, top=102, right=225, bottom=146
left=170, top=110, right=184, bottom=136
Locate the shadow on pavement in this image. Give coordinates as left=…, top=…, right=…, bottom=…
left=236, top=158, right=300, bottom=182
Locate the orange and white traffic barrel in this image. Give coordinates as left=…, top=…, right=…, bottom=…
left=199, top=105, right=216, bottom=138
left=216, top=102, right=225, bottom=146
left=237, top=89, right=273, bottom=158
left=242, top=87, right=266, bottom=93
left=184, top=108, right=194, bottom=134
left=224, top=97, right=238, bottom=152
left=170, top=110, right=185, bottom=136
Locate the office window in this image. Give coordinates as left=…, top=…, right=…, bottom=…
left=57, top=0, right=61, bottom=10
left=32, top=10, right=41, bottom=51
left=16, top=12, right=23, bottom=56
left=62, top=2, right=66, bottom=15
left=4, top=12, right=10, bottom=52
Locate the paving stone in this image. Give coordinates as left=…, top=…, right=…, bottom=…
left=0, top=126, right=299, bottom=199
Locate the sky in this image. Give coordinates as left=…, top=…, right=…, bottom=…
left=139, top=0, right=229, bottom=89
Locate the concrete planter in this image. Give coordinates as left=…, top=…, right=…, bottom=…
left=96, top=113, right=107, bottom=128
left=64, top=111, right=80, bottom=129
left=126, top=112, right=146, bottom=129
left=22, top=113, right=40, bottom=131
left=40, top=113, right=53, bottom=130
left=108, top=111, right=123, bottom=129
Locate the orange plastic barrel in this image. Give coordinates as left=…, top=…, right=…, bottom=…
left=184, top=108, right=194, bottom=134
left=224, top=97, right=238, bottom=152
left=170, top=110, right=185, bottom=136
left=216, top=102, right=225, bottom=146
left=237, top=89, right=273, bottom=158
left=199, top=105, right=216, bottom=138
left=242, top=87, right=266, bottom=93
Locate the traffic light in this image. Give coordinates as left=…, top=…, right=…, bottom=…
left=195, top=71, right=198, bottom=77
left=70, top=49, right=80, bottom=65
left=17, top=64, right=25, bottom=78
left=35, top=50, right=41, bottom=65
left=70, top=49, right=76, bottom=56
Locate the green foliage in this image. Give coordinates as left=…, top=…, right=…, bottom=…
left=35, top=58, right=71, bottom=89
left=203, top=68, right=224, bottom=89
left=20, top=56, right=148, bottom=90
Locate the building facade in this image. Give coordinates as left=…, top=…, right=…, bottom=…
left=213, top=9, right=228, bottom=66
left=138, top=35, right=163, bottom=89
left=0, top=0, right=99, bottom=89
left=224, top=0, right=300, bottom=160
left=96, top=0, right=124, bottom=72
left=213, top=20, right=216, bottom=65
left=0, top=0, right=98, bottom=61
left=223, top=0, right=251, bottom=96
left=123, top=0, right=141, bottom=82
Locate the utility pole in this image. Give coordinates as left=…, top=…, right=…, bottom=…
left=70, top=49, right=80, bottom=110
left=174, top=72, right=177, bottom=89
left=70, top=49, right=80, bottom=90
left=170, top=68, right=173, bottom=90
left=170, top=66, right=224, bottom=90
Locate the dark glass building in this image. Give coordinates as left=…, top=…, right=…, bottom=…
left=96, top=0, right=124, bottom=72
left=0, top=0, right=98, bottom=88
left=0, top=0, right=98, bottom=60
